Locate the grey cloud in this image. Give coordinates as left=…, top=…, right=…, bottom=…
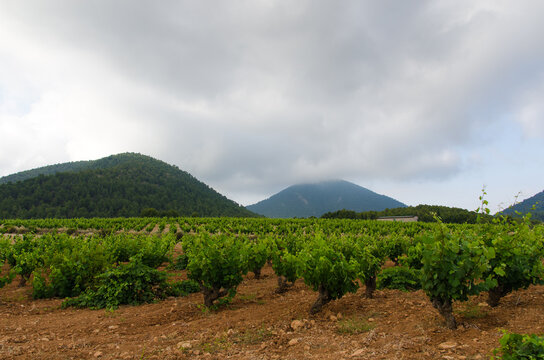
left=1, top=1, right=543, bottom=208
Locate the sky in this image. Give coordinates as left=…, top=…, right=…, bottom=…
left=0, top=1, right=543, bottom=212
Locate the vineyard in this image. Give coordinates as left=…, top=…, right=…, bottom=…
left=1, top=216, right=543, bottom=359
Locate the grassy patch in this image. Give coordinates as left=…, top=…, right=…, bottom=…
left=237, top=293, right=266, bottom=305
left=456, top=304, right=488, bottom=319
left=198, top=335, right=231, bottom=353
left=336, top=315, right=375, bottom=335
left=233, top=327, right=272, bottom=345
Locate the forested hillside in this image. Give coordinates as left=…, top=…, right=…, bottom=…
left=321, top=204, right=493, bottom=224
left=502, top=190, right=544, bottom=221
left=0, top=154, right=140, bottom=185
left=0, top=153, right=255, bottom=218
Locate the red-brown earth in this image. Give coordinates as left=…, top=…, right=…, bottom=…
left=1, top=263, right=543, bottom=360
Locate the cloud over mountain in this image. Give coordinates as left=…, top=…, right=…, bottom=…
left=0, top=1, right=543, bottom=210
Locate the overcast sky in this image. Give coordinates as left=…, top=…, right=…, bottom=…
left=1, top=1, right=543, bottom=212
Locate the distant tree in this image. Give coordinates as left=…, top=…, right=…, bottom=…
left=321, top=205, right=491, bottom=224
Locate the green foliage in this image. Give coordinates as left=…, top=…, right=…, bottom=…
left=298, top=234, right=360, bottom=299
left=480, top=219, right=544, bottom=307
left=0, top=238, right=15, bottom=289
left=7, top=235, right=48, bottom=286
left=32, top=236, right=112, bottom=299
left=104, top=234, right=174, bottom=268
left=322, top=204, right=492, bottom=224
left=359, top=237, right=386, bottom=282
left=476, top=191, right=544, bottom=307
left=336, top=315, right=375, bottom=334
left=270, top=235, right=304, bottom=281
left=377, top=266, right=421, bottom=291
left=0, top=214, right=542, bottom=330
left=184, top=234, right=249, bottom=308
left=298, top=233, right=362, bottom=313
left=420, top=223, right=495, bottom=301
left=166, top=279, right=200, bottom=297
left=168, top=253, right=189, bottom=271
left=62, top=258, right=171, bottom=310
left=140, top=208, right=179, bottom=218
left=270, top=235, right=305, bottom=292
left=382, top=235, right=409, bottom=265
left=419, top=220, right=496, bottom=328
left=400, top=238, right=424, bottom=269
left=492, top=330, right=544, bottom=359
left=0, top=238, right=10, bottom=263
left=246, top=237, right=270, bottom=279
left=502, top=189, right=544, bottom=222
left=0, top=152, right=256, bottom=218
left=0, top=271, right=14, bottom=289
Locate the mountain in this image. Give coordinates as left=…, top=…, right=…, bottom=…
left=0, top=153, right=255, bottom=218
left=501, top=190, right=544, bottom=222
left=246, top=180, right=406, bottom=218
left=0, top=156, right=132, bottom=185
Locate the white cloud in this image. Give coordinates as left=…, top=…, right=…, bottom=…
left=0, top=1, right=543, bottom=209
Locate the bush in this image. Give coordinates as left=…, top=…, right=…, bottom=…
left=492, top=330, right=544, bottom=359
left=168, top=253, right=189, bottom=271
left=184, top=234, right=248, bottom=308
left=62, top=258, right=171, bottom=310
left=298, top=233, right=361, bottom=314
left=32, top=236, right=112, bottom=299
left=270, top=235, right=305, bottom=293
left=0, top=238, right=15, bottom=289
left=7, top=235, right=46, bottom=287
left=480, top=219, right=544, bottom=307
left=382, top=235, right=409, bottom=265
left=377, top=266, right=421, bottom=291
left=246, top=237, right=270, bottom=279
left=419, top=221, right=495, bottom=329
left=104, top=234, right=174, bottom=268
left=359, top=237, right=386, bottom=298
left=166, top=279, right=200, bottom=297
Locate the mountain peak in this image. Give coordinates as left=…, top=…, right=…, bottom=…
left=246, top=180, right=405, bottom=218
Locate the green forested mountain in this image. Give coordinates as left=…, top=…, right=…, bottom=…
left=321, top=204, right=491, bottom=224
left=0, top=155, right=135, bottom=185
left=0, top=153, right=255, bottom=218
left=246, top=180, right=406, bottom=218
left=501, top=190, right=544, bottom=221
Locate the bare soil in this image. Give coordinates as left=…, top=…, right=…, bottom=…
left=1, top=264, right=543, bottom=360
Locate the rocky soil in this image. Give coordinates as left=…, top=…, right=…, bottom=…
left=1, top=264, right=543, bottom=360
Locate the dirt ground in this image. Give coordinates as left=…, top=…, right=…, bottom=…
left=1, top=264, right=543, bottom=360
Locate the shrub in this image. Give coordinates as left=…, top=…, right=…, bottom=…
left=298, top=234, right=361, bottom=314
left=382, top=235, right=409, bottom=265
left=377, top=266, right=421, bottom=291
left=166, top=279, right=200, bottom=297
left=419, top=221, right=495, bottom=329
left=62, top=258, right=171, bottom=310
left=32, top=236, right=111, bottom=299
left=359, top=237, right=386, bottom=298
left=270, top=235, right=304, bottom=293
left=480, top=219, right=544, bottom=307
left=168, top=253, right=188, bottom=271
left=104, top=234, right=174, bottom=268
left=246, top=237, right=270, bottom=279
left=184, top=234, right=248, bottom=308
left=492, top=330, right=544, bottom=359
left=7, top=235, right=46, bottom=287
left=0, top=238, right=15, bottom=290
